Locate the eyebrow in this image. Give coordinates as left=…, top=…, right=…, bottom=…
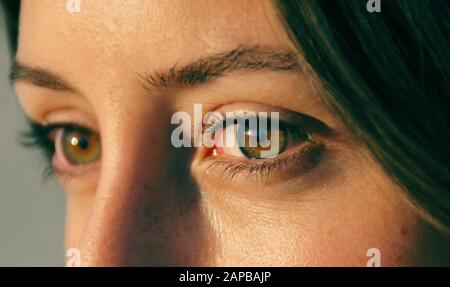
left=9, top=60, right=75, bottom=92
left=10, top=45, right=301, bottom=93
left=140, top=45, right=301, bottom=91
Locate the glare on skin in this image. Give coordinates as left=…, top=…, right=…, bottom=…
left=14, top=0, right=447, bottom=266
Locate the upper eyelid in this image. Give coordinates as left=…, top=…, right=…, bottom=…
left=284, top=115, right=334, bottom=136
left=23, top=121, right=98, bottom=149
left=201, top=112, right=332, bottom=136
left=33, top=121, right=97, bottom=134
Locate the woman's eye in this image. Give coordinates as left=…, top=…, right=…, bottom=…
left=198, top=112, right=326, bottom=184
left=207, top=118, right=310, bottom=160
left=53, top=127, right=101, bottom=168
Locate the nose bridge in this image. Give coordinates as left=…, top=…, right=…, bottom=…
left=79, top=95, right=208, bottom=266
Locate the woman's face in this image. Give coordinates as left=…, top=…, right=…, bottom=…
left=13, top=0, right=445, bottom=266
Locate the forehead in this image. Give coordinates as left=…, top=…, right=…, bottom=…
left=18, top=0, right=292, bottom=77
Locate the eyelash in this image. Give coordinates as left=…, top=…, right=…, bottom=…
left=206, top=146, right=325, bottom=183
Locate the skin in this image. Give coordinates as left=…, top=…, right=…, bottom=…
left=13, top=0, right=449, bottom=266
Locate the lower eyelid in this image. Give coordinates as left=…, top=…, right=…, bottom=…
left=198, top=140, right=326, bottom=185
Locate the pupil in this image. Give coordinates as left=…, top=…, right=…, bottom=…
left=78, top=137, right=89, bottom=150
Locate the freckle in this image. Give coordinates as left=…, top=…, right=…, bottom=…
left=401, top=227, right=408, bottom=236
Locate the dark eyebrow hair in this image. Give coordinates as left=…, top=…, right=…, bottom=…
left=140, top=45, right=301, bottom=91
left=9, top=46, right=300, bottom=93
left=9, top=60, right=75, bottom=91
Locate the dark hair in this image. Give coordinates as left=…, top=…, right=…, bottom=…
left=1, top=0, right=20, bottom=53
left=2, top=0, right=449, bottom=231
left=277, top=0, right=450, bottom=231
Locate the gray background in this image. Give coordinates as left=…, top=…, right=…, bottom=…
left=0, top=7, right=65, bottom=266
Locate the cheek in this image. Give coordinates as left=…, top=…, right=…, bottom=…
left=297, top=152, right=422, bottom=266
left=64, top=141, right=422, bottom=266
left=294, top=200, right=420, bottom=266
left=201, top=198, right=419, bottom=266
left=198, top=151, right=421, bottom=266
